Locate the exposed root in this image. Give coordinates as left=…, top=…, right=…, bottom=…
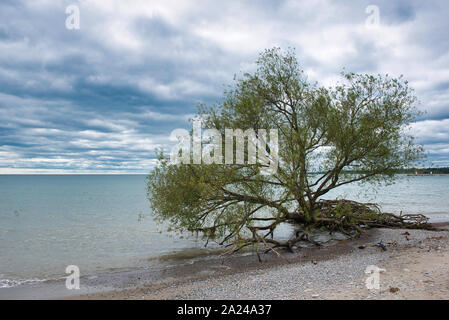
left=225, top=199, right=438, bottom=260
left=313, top=199, right=436, bottom=231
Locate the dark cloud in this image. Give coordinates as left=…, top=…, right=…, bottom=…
left=0, top=0, right=449, bottom=172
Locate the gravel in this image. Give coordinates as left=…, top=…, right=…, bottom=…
left=161, top=228, right=449, bottom=300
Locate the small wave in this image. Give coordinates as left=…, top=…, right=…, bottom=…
left=0, top=277, right=51, bottom=288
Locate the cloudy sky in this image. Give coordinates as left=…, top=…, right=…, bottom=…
left=0, top=0, right=448, bottom=173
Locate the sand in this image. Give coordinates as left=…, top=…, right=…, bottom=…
left=68, top=225, right=449, bottom=300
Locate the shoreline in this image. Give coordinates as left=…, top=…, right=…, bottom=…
left=1, top=223, right=448, bottom=300
left=73, top=226, right=449, bottom=300
left=0, top=228, right=373, bottom=299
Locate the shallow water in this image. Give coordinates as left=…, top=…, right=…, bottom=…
left=323, top=175, right=449, bottom=221
left=0, top=174, right=448, bottom=287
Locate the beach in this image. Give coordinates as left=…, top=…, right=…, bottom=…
left=2, top=225, right=448, bottom=300
left=61, top=225, right=449, bottom=300
left=2, top=175, right=449, bottom=300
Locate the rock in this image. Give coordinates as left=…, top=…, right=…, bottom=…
left=311, top=294, right=320, bottom=298
left=389, top=287, right=400, bottom=294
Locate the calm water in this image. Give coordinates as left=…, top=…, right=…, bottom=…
left=0, top=174, right=448, bottom=287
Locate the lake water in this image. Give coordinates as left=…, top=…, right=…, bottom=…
left=0, top=174, right=448, bottom=288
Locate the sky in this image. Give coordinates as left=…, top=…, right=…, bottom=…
left=0, top=0, right=448, bottom=174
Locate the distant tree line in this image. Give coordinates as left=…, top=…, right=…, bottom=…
left=394, top=167, right=449, bottom=174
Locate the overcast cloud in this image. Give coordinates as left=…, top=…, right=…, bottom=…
left=0, top=0, right=448, bottom=173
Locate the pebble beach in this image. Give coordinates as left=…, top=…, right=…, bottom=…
left=72, top=225, right=449, bottom=300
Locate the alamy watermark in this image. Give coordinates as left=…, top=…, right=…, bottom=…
left=65, top=5, right=80, bottom=30
left=365, top=5, right=380, bottom=27
left=169, top=120, right=279, bottom=175
left=65, top=265, right=80, bottom=290
left=365, top=265, right=385, bottom=290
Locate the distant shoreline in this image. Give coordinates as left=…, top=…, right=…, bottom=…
left=407, top=174, right=449, bottom=176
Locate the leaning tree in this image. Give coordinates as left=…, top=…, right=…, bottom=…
left=147, top=48, right=432, bottom=255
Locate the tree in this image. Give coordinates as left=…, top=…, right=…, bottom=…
left=147, top=48, right=432, bottom=255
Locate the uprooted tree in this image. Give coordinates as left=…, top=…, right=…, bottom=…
left=147, top=47, right=434, bottom=256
